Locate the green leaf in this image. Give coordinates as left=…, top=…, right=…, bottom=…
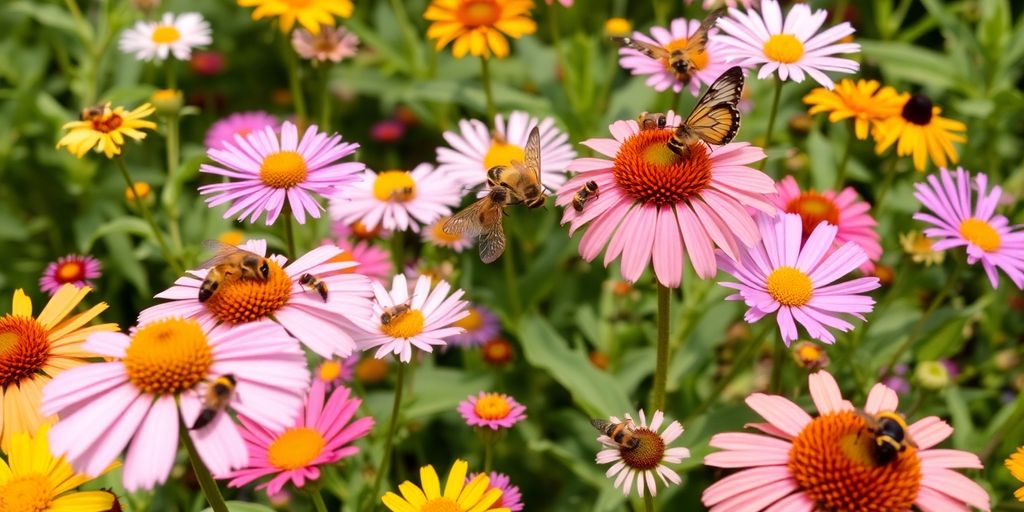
left=201, top=501, right=276, bottom=512
left=103, top=232, right=150, bottom=297
left=402, top=365, right=493, bottom=419
left=859, top=40, right=958, bottom=90
left=81, top=218, right=154, bottom=253
left=4, top=2, right=83, bottom=37
left=518, top=314, right=632, bottom=416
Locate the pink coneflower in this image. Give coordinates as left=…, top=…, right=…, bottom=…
left=42, top=318, right=310, bottom=490
left=204, top=111, right=279, bottom=150
left=458, top=392, right=526, bottom=430
left=291, top=24, right=359, bottom=63
left=321, top=237, right=392, bottom=283
left=423, top=216, right=474, bottom=252
left=139, top=239, right=373, bottom=358
left=199, top=121, right=364, bottom=225
left=544, top=0, right=572, bottom=6
left=595, top=409, right=690, bottom=497
left=618, top=17, right=735, bottom=95
left=702, top=370, right=990, bottom=511
left=718, top=213, right=880, bottom=345
left=447, top=305, right=501, bottom=348
left=351, top=274, right=469, bottom=362
left=913, top=166, right=1024, bottom=289
left=39, top=254, right=102, bottom=294
left=330, top=164, right=462, bottom=233
left=555, top=111, right=775, bottom=287
left=467, top=472, right=524, bottom=511
left=772, top=175, right=881, bottom=272
left=713, top=0, right=859, bottom=88
left=435, top=111, right=576, bottom=190
left=223, top=380, right=373, bottom=495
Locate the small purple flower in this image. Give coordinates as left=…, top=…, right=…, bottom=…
left=457, top=392, right=526, bottom=431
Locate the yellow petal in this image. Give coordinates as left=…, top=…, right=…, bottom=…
left=466, top=488, right=504, bottom=512
left=12, top=289, right=32, bottom=317
left=398, top=481, right=428, bottom=506
left=443, top=459, right=467, bottom=499
left=48, top=491, right=116, bottom=512
left=381, top=492, right=417, bottom=512
left=458, top=474, right=488, bottom=507
left=37, top=285, right=90, bottom=329
left=420, top=464, right=442, bottom=499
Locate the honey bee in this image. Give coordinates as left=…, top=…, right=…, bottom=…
left=79, top=104, right=105, bottom=122
left=591, top=418, right=640, bottom=450
left=443, top=185, right=512, bottom=263
left=612, top=8, right=725, bottom=84
left=572, top=181, right=600, bottom=212
left=637, top=112, right=668, bottom=131
left=855, top=409, right=917, bottom=465
left=197, top=241, right=271, bottom=302
left=485, top=126, right=545, bottom=209
left=389, top=187, right=415, bottom=202
left=380, top=298, right=414, bottom=325
left=299, top=273, right=328, bottom=302
left=668, top=66, right=744, bottom=158
left=191, top=374, right=236, bottom=430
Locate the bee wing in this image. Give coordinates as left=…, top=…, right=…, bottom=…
left=477, top=201, right=506, bottom=264
left=684, top=66, right=744, bottom=146
left=590, top=419, right=612, bottom=432
left=443, top=198, right=491, bottom=238
left=524, top=125, right=542, bottom=185
left=611, top=37, right=671, bottom=60
left=198, top=240, right=257, bottom=269
left=853, top=409, right=879, bottom=430
left=683, top=8, right=726, bottom=56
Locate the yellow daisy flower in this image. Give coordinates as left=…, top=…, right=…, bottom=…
left=0, top=423, right=117, bottom=512
left=873, top=93, right=967, bottom=172
left=803, top=79, right=907, bottom=140
left=382, top=459, right=510, bottom=512
left=0, top=285, right=116, bottom=452
left=237, top=0, right=353, bottom=34
left=899, top=231, right=945, bottom=266
left=1008, top=446, right=1024, bottom=501
left=424, top=0, right=537, bottom=59
left=56, top=103, right=156, bottom=159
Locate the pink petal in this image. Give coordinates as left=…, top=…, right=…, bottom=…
left=745, top=394, right=812, bottom=437
left=123, top=395, right=178, bottom=491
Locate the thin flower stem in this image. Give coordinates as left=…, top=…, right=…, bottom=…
left=371, top=361, right=405, bottom=502
left=479, top=56, right=497, bottom=124
left=643, top=493, right=655, bottom=512
left=502, top=249, right=522, bottom=321
left=283, top=208, right=297, bottom=258
left=311, top=489, right=329, bottom=512
left=280, top=37, right=308, bottom=125
left=875, top=153, right=899, bottom=208
left=758, top=78, right=785, bottom=172
left=686, top=322, right=771, bottom=422
left=115, top=157, right=184, bottom=275
left=165, top=60, right=177, bottom=90
left=179, top=421, right=229, bottom=512
left=483, top=442, right=494, bottom=473
left=390, top=231, right=405, bottom=271
left=833, top=128, right=855, bottom=189
left=388, top=0, right=423, bottom=76
left=164, top=111, right=184, bottom=254
left=650, top=283, right=671, bottom=411
left=547, top=4, right=568, bottom=99
left=979, top=391, right=1024, bottom=462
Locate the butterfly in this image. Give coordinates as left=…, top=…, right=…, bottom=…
left=612, top=8, right=725, bottom=85
left=668, top=65, right=744, bottom=158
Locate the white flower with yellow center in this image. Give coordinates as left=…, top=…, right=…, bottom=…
left=119, top=12, right=212, bottom=62
left=330, top=163, right=462, bottom=233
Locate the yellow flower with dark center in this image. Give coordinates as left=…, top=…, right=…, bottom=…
left=873, top=94, right=966, bottom=172
left=0, top=423, right=118, bottom=512
left=0, top=285, right=116, bottom=452
left=803, top=79, right=908, bottom=140
left=424, top=0, right=537, bottom=59
left=237, top=0, right=353, bottom=34
left=382, top=459, right=509, bottom=512
left=1007, top=446, right=1024, bottom=502
left=57, top=103, right=156, bottom=158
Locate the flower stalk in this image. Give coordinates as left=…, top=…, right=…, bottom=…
left=180, top=421, right=229, bottom=512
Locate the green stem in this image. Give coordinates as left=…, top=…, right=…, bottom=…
left=979, top=391, right=1024, bottom=462
left=652, top=0, right=669, bottom=25
left=479, top=56, right=497, bottom=124
left=388, top=0, right=423, bottom=76
left=686, top=322, right=770, bottom=421
left=643, top=493, right=655, bottom=512
left=180, top=422, right=229, bottom=512
left=881, top=259, right=963, bottom=378
left=758, top=78, right=785, bottom=172
left=833, top=128, right=854, bottom=189
left=875, top=153, right=899, bottom=209
left=115, top=157, right=184, bottom=275
left=165, top=60, right=177, bottom=90
left=483, top=442, right=494, bottom=473
left=280, top=37, right=308, bottom=124
left=311, top=489, right=329, bottom=512
left=371, top=362, right=405, bottom=502
left=769, top=337, right=785, bottom=393
left=502, top=246, right=522, bottom=320
left=319, top=64, right=332, bottom=130
left=650, top=283, right=671, bottom=411
left=283, top=208, right=297, bottom=258
left=390, top=231, right=405, bottom=271
left=164, top=113, right=183, bottom=253
left=547, top=3, right=568, bottom=92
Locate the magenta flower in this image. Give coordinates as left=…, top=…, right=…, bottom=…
left=223, top=380, right=374, bottom=495
left=618, top=17, right=735, bottom=95
left=555, top=111, right=775, bottom=287
left=204, top=111, right=280, bottom=150
left=718, top=213, right=880, bottom=345
left=42, top=318, right=310, bottom=490
left=913, top=166, right=1024, bottom=289
left=467, top=472, right=524, bottom=511
left=772, top=175, right=882, bottom=272
left=199, top=121, right=364, bottom=225
left=702, top=370, right=990, bottom=511
left=457, top=392, right=526, bottom=430
left=39, top=254, right=101, bottom=295
left=139, top=240, right=373, bottom=358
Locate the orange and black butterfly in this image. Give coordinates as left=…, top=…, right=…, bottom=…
left=668, top=65, right=744, bottom=158
left=612, top=9, right=725, bottom=84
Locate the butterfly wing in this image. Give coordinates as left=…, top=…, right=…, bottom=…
left=684, top=66, right=744, bottom=146
left=682, top=8, right=725, bottom=57
left=611, top=37, right=671, bottom=60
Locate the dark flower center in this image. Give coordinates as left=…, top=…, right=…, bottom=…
left=901, top=94, right=933, bottom=126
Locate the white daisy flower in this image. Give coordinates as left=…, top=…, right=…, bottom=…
left=595, top=409, right=690, bottom=497
left=119, top=12, right=212, bottom=62
left=330, top=163, right=462, bottom=233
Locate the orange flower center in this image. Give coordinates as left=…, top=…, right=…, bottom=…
left=763, top=34, right=804, bottom=64
left=453, top=307, right=484, bottom=332
left=767, top=266, right=813, bottom=307
left=959, top=218, right=1001, bottom=252
left=268, top=427, right=325, bottom=470
left=0, top=316, right=49, bottom=388
left=318, top=360, right=343, bottom=382
left=204, top=260, right=292, bottom=324
left=457, top=0, right=502, bottom=27
left=619, top=428, right=666, bottom=470
left=788, top=411, right=921, bottom=511
left=482, top=338, right=513, bottom=365
left=483, top=140, right=525, bottom=171
left=351, top=221, right=381, bottom=239
left=123, top=318, right=212, bottom=395
left=328, top=250, right=358, bottom=274
left=665, top=37, right=709, bottom=71
left=91, top=114, right=123, bottom=134
left=355, top=358, right=389, bottom=383
left=259, top=151, right=308, bottom=189
left=474, top=393, right=512, bottom=420
left=0, top=474, right=52, bottom=512
left=372, top=170, right=417, bottom=202
left=785, top=191, right=840, bottom=234
left=380, top=309, right=425, bottom=338
left=151, top=25, right=181, bottom=44
left=55, top=262, right=84, bottom=282
left=612, top=130, right=712, bottom=205
left=422, top=498, right=461, bottom=512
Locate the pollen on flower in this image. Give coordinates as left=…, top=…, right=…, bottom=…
left=123, top=318, right=213, bottom=395
left=55, top=261, right=84, bottom=282
left=613, top=130, right=712, bottom=205
left=0, top=316, right=49, bottom=387
left=786, top=192, right=840, bottom=234
left=474, top=393, right=512, bottom=420
left=456, top=0, right=502, bottom=27
left=421, top=498, right=461, bottom=512
left=381, top=309, right=425, bottom=338
left=619, top=428, right=666, bottom=471
left=259, top=151, right=308, bottom=188
left=372, top=170, right=417, bottom=202
left=767, top=266, right=813, bottom=307
left=318, top=360, right=343, bottom=382
left=483, top=139, right=525, bottom=170
left=665, top=38, right=709, bottom=71
left=204, top=260, right=292, bottom=323
left=0, top=474, right=52, bottom=511
left=268, top=427, right=325, bottom=470
left=959, top=218, right=1001, bottom=252
left=763, top=34, right=804, bottom=64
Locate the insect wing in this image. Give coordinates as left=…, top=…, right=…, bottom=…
left=683, top=8, right=725, bottom=56
left=524, top=125, right=542, bottom=185
left=684, top=66, right=744, bottom=146
left=198, top=240, right=258, bottom=270
left=611, top=37, right=670, bottom=60
left=476, top=201, right=507, bottom=263
left=443, top=199, right=490, bottom=238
